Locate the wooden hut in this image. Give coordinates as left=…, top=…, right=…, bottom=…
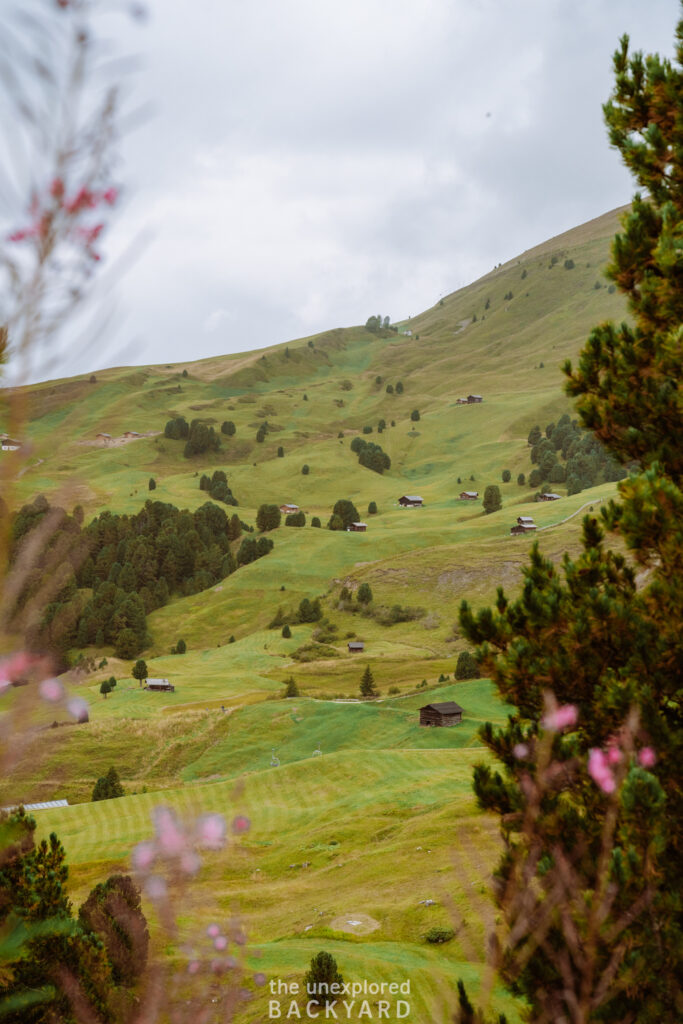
left=459, top=491, right=478, bottom=500
left=398, top=495, right=423, bottom=508
left=145, top=678, right=175, bottom=692
left=517, top=515, right=535, bottom=525
left=347, top=522, right=367, bottom=532
left=467, top=394, right=483, bottom=403
left=419, top=702, right=463, bottom=727
left=511, top=522, right=537, bottom=535
left=279, top=503, right=299, bottom=515
left=348, top=641, right=365, bottom=653
left=538, top=492, right=561, bottom=501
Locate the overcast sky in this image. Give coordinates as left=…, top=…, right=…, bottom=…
left=4, top=0, right=681, bottom=377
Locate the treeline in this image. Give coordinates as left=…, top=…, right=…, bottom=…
left=350, top=436, right=391, bottom=474
left=10, top=496, right=272, bottom=662
left=199, top=469, right=238, bottom=506
left=526, top=413, right=628, bottom=494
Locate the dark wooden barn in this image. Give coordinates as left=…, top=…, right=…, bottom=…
left=398, top=495, right=423, bottom=508
left=348, top=641, right=365, bottom=653
left=419, top=701, right=463, bottom=727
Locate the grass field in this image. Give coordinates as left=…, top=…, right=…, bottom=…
left=1, top=206, right=630, bottom=1022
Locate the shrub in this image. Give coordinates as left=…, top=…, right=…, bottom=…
left=282, top=624, right=292, bottom=639
left=148, top=477, right=156, bottom=491
left=388, top=686, right=400, bottom=694
left=395, top=381, right=403, bottom=394
left=385, top=383, right=394, bottom=394
left=92, top=767, right=125, bottom=802
left=425, top=927, right=455, bottom=944
left=517, top=472, right=526, bottom=486
left=502, top=469, right=511, bottom=483
left=362, top=425, right=373, bottom=434
left=285, top=510, right=306, bottom=527
left=483, top=484, right=502, bottom=514
left=367, top=501, right=377, bottom=515
left=277, top=446, right=284, bottom=457
left=455, top=650, right=480, bottom=680
left=175, top=638, right=186, bottom=654
left=283, top=675, right=298, bottom=696
left=256, top=504, right=281, bottom=532
left=410, top=409, right=420, bottom=422
left=221, top=420, right=236, bottom=436
left=301, top=464, right=310, bottom=475
left=256, top=423, right=267, bottom=443
left=564, top=258, right=575, bottom=270
left=311, top=516, right=321, bottom=528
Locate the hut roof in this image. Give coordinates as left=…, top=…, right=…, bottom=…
left=420, top=702, right=464, bottom=714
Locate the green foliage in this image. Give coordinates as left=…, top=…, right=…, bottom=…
left=78, top=874, right=148, bottom=987
left=501, top=469, right=511, bottom=483
left=349, top=437, right=391, bottom=474
left=482, top=485, right=502, bottom=514
left=236, top=535, right=274, bottom=566
left=356, top=582, right=373, bottom=605
left=164, top=416, right=189, bottom=440
left=410, top=409, right=420, bottom=422
left=385, top=383, right=394, bottom=394
left=255, top=423, right=267, bottom=443
left=92, top=767, right=124, bottom=802
left=175, top=638, right=186, bottom=654
left=183, top=419, right=221, bottom=458
left=367, top=501, right=377, bottom=515
left=285, top=510, right=306, bottom=527
left=148, top=477, right=156, bottom=491
left=328, top=499, right=360, bottom=530
left=362, top=425, right=373, bottom=434
left=527, top=425, right=542, bottom=446
left=220, top=420, right=236, bottom=436
left=132, top=660, right=148, bottom=685
left=304, top=951, right=344, bottom=1007
left=311, top=516, right=321, bottom=528
left=99, top=679, right=112, bottom=698
left=459, top=17, right=683, bottom=1018
left=298, top=597, right=322, bottom=623
left=517, top=472, right=525, bottom=486
left=277, top=445, right=284, bottom=457
left=395, top=381, right=404, bottom=394
left=283, top=676, right=298, bottom=696
left=199, top=469, right=238, bottom=506
left=425, top=926, right=455, bottom=943
left=282, top=624, right=291, bottom=639
left=455, top=651, right=480, bottom=680
left=359, top=664, right=377, bottom=698
left=301, top=464, right=310, bottom=475
left=564, top=258, right=575, bottom=270
left=256, top=504, right=281, bottom=532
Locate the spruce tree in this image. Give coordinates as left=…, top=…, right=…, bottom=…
left=359, top=664, right=377, bottom=698
left=457, top=12, right=683, bottom=1021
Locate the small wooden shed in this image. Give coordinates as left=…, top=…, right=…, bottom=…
left=145, top=678, right=175, bottom=692
left=539, top=492, right=561, bottom=501
left=459, top=491, right=478, bottom=500
left=279, top=503, right=299, bottom=515
left=511, top=522, right=537, bottom=535
left=419, top=702, right=464, bottom=727
left=456, top=398, right=469, bottom=405
left=467, top=394, right=483, bottom=403
left=123, top=430, right=141, bottom=439
left=398, top=495, right=423, bottom=508
left=348, top=522, right=367, bottom=532
left=348, top=641, right=365, bottom=653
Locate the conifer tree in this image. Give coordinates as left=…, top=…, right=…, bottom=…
left=359, top=664, right=377, bottom=698
left=457, top=11, right=683, bottom=1021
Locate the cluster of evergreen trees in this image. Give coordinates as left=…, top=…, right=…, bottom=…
left=199, top=469, right=238, bottom=506
left=526, top=413, right=627, bottom=493
left=350, top=436, right=391, bottom=474
left=164, top=416, right=222, bottom=458
left=0, top=808, right=148, bottom=1022
left=11, top=496, right=270, bottom=661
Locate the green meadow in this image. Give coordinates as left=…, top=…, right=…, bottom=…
left=1, top=206, right=630, bottom=1021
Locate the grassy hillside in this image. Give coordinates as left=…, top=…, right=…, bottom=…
left=0, top=206, right=631, bottom=1022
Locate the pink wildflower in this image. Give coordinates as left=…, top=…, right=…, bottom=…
left=542, top=704, right=578, bottom=732
left=638, top=747, right=656, bottom=768
left=512, top=743, right=529, bottom=759
left=1, top=652, right=35, bottom=681
left=606, top=741, right=622, bottom=765
left=214, top=935, right=228, bottom=951
left=153, top=806, right=185, bottom=856
left=232, top=814, right=250, bottom=835
left=254, top=972, right=266, bottom=986
left=8, top=229, right=30, bottom=242
left=588, top=748, right=616, bottom=794
left=206, top=924, right=221, bottom=939
left=39, top=678, right=64, bottom=703
left=102, top=187, right=119, bottom=205
left=196, top=812, right=227, bottom=849
left=50, top=178, right=65, bottom=199
left=180, top=850, right=201, bottom=875
left=145, top=875, right=167, bottom=900
left=131, top=840, right=156, bottom=872
left=66, top=696, right=89, bottom=722
left=187, top=960, right=200, bottom=975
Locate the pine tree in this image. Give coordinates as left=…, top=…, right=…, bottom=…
left=359, top=664, right=377, bottom=698
left=304, top=951, right=344, bottom=1008
left=457, top=12, right=683, bottom=1021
